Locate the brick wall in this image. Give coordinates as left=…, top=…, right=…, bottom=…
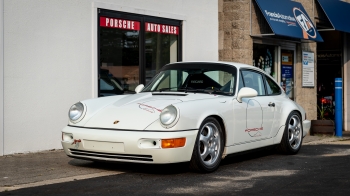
left=219, top=0, right=252, bottom=65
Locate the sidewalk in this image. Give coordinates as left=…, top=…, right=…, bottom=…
left=303, top=131, right=350, bottom=144
left=1, top=132, right=350, bottom=192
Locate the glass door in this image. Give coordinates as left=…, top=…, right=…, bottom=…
left=281, top=50, right=294, bottom=100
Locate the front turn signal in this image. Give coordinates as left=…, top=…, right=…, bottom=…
left=161, top=138, right=186, bottom=148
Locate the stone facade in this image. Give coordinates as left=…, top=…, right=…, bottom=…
left=219, top=0, right=318, bottom=120
left=219, top=0, right=252, bottom=65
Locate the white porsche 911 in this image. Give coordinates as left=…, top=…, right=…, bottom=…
left=62, top=62, right=310, bottom=172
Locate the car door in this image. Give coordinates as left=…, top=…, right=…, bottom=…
left=233, top=69, right=276, bottom=144
left=264, top=74, right=283, bottom=138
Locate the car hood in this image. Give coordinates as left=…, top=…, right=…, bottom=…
left=83, top=92, right=219, bottom=130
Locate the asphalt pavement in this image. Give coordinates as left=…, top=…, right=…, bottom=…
left=0, top=132, right=350, bottom=195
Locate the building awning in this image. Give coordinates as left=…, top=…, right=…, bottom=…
left=253, top=0, right=323, bottom=42
left=316, top=0, right=350, bottom=33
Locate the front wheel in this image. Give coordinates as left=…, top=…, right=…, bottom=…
left=277, top=112, right=303, bottom=154
left=189, top=117, right=224, bottom=172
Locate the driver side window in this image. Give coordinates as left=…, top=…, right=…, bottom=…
left=241, top=70, right=266, bottom=96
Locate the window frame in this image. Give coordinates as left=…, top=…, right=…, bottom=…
left=98, top=9, right=182, bottom=96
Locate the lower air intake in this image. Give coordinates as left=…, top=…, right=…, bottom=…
left=69, top=149, right=153, bottom=162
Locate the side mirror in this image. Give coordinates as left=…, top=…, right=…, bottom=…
left=237, top=87, right=258, bottom=103
left=135, top=84, right=145, bottom=94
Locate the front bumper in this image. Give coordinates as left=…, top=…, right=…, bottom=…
left=303, top=120, right=311, bottom=137
left=61, top=126, right=198, bottom=164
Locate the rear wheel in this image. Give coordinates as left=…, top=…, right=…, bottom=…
left=277, top=112, right=303, bottom=154
left=189, top=117, right=224, bottom=172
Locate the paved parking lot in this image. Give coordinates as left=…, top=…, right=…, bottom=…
left=1, top=135, right=350, bottom=195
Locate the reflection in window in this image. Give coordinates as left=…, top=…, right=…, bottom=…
left=253, top=43, right=276, bottom=79
left=242, top=70, right=266, bottom=96
left=99, top=18, right=140, bottom=96
left=145, top=24, right=178, bottom=84
left=98, top=14, right=181, bottom=96
left=100, top=79, right=114, bottom=90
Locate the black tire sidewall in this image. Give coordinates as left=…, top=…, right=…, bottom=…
left=191, top=117, right=224, bottom=172
left=283, top=112, right=303, bottom=154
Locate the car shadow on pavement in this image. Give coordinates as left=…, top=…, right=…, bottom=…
left=66, top=146, right=279, bottom=175
left=220, top=146, right=277, bottom=167
left=2, top=143, right=350, bottom=196
left=66, top=141, right=350, bottom=175
left=68, top=158, right=190, bottom=175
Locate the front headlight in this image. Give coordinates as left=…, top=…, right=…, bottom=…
left=160, top=105, right=179, bottom=128
left=68, top=102, right=85, bottom=123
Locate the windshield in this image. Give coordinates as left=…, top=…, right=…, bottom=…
left=142, top=63, right=237, bottom=96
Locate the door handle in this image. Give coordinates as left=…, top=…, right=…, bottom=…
left=268, top=102, right=275, bottom=107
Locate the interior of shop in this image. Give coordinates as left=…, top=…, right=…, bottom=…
left=316, top=31, right=343, bottom=120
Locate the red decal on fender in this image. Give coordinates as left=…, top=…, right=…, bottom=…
left=245, top=127, right=263, bottom=132
left=137, top=103, right=162, bottom=113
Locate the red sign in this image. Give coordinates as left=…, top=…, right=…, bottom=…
left=145, top=22, right=179, bottom=35
left=100, top=17, right=140, bottom=30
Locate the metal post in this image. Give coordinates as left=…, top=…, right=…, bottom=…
left=335, top=78, right=343, bottom=137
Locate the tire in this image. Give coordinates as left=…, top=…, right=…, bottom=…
left=277, top=111, right=303, bottom=154
left=189, top=117, right=224, bottom=172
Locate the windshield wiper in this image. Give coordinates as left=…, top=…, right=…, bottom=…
left=203, top=87, right=226, bottom=94
left=158, top=86, right=229, bottom=95
left=158, top=87, right=200, bottom=93
left=158, top=87, right=180, bottom=92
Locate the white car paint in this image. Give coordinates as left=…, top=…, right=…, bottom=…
left=62, top=61, right=310, bottom=166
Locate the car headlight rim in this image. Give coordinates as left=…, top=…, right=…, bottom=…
left=68, top=102, right=86, bottom=123
left=160, top=105, right=180, bottom=129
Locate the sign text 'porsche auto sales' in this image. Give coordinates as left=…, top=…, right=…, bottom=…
left=145, top=22, right=179, bottom=35
left=100, top=17, right=140, bottom=30
left=99, top=17, right=178, bottom=35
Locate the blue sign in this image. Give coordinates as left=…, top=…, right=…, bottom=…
left=317, top=0, right=350, bottom=34
left=281, top=65, right=293, bottom=78
left=255, top=0, right=323, bottom=42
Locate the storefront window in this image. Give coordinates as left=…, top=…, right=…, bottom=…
left=145, top=22, right=179, bottom=84
left=253, top=44, right=276, bottom=79
left=99, top=17, right=140, bottom=96
left=316, top=31, right=343, bottom=120
left=98, top=10, right=182, bottom=97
